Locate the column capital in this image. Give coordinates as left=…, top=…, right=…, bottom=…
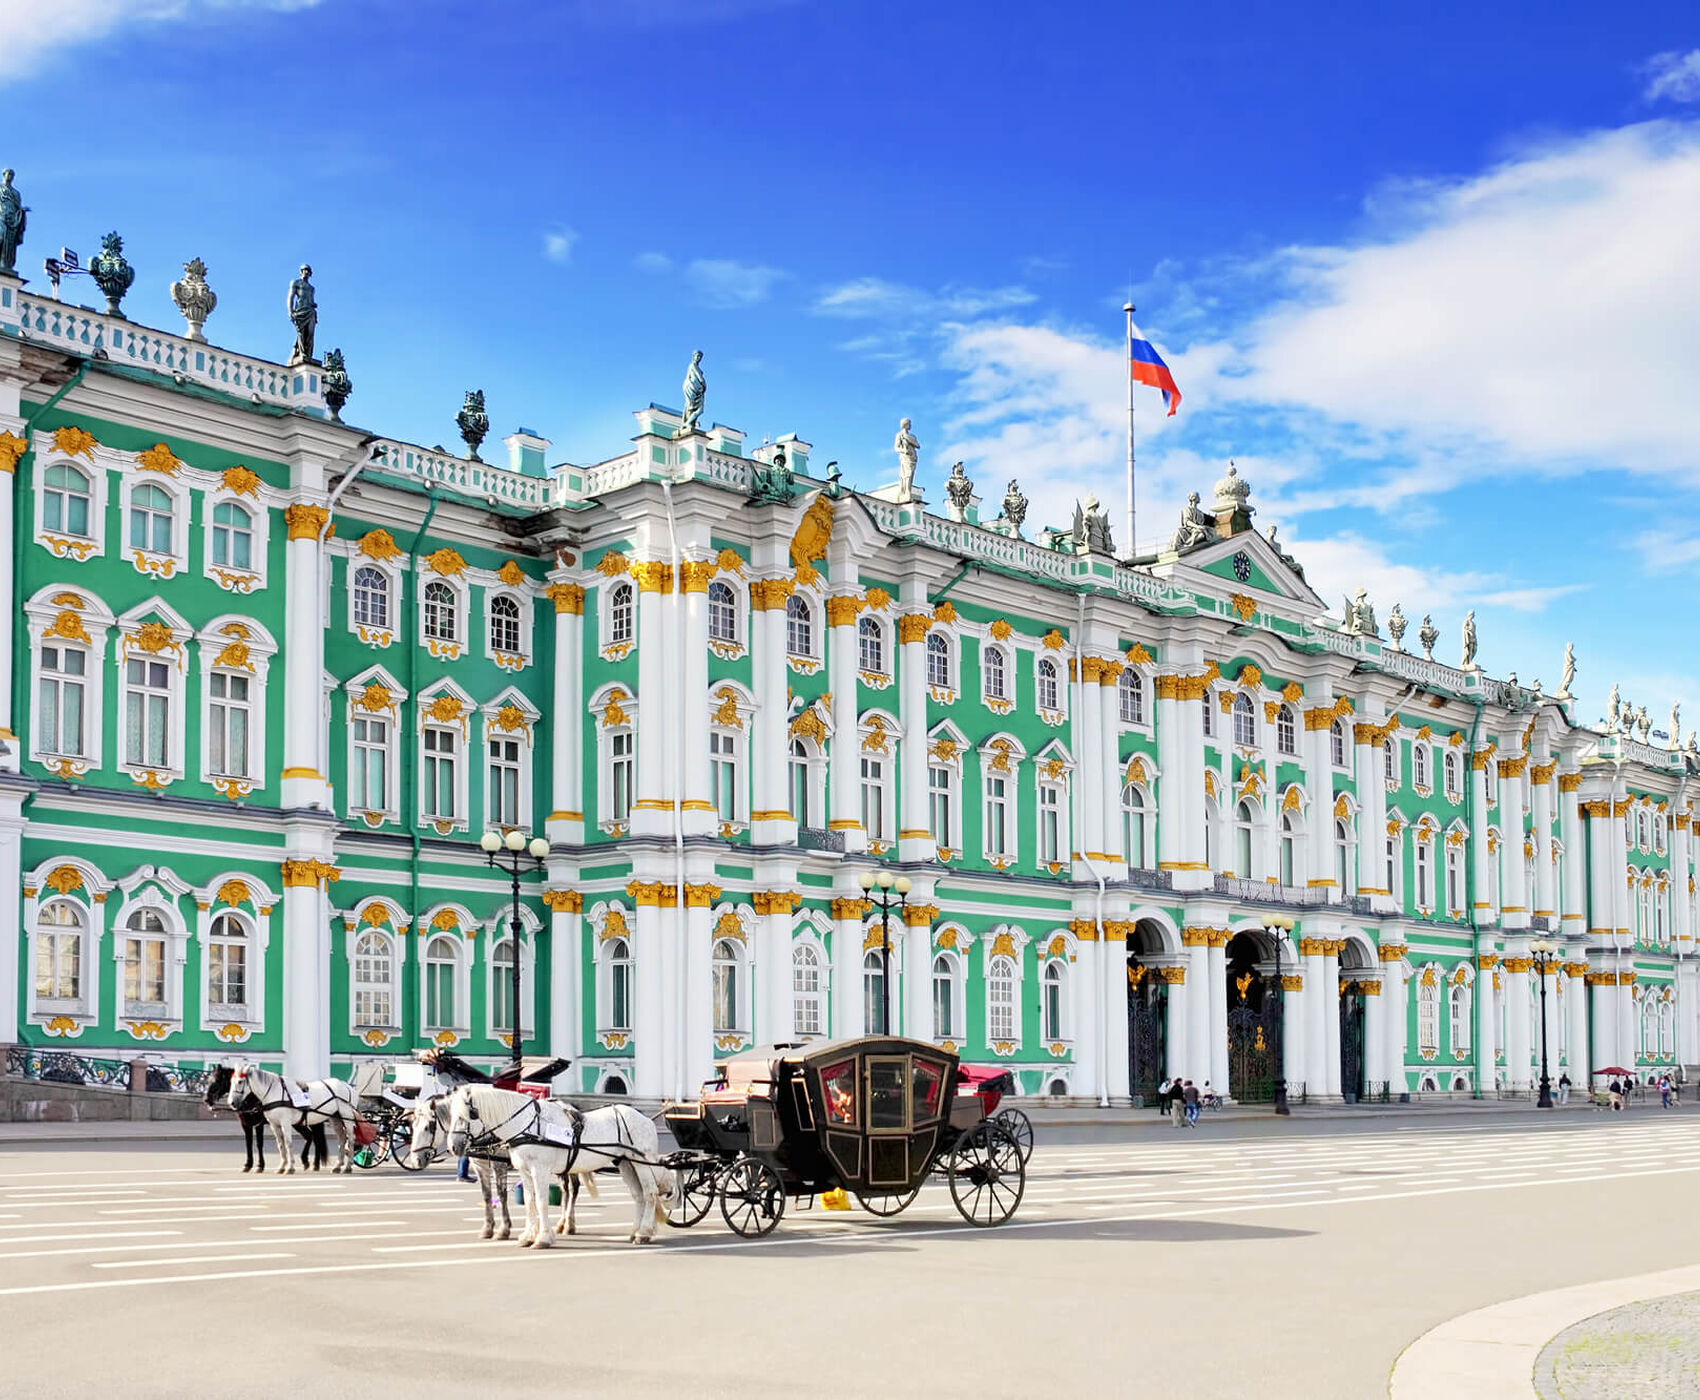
left=829, top=896, right=872, bottom=920
left=750, top=889, right=801, bottom=915
left=541, top=888, right=583, bottom=913
left=280, top=858, right=338, bottom=890
left=544, top=582, right=585, bottom=614
left=284, top=502, right=329, bottom=541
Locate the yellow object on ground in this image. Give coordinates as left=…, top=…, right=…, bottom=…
left=820, top=1188, right=851, bottom=1211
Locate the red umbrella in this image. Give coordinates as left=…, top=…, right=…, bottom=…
left=1592, top=1066, right=1632, bottom=1076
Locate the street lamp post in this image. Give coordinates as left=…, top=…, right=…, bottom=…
left=479, top=828, right=551, bottom=1074
left=858, top=869, right=911, bottom=1035
left=1262, top=913, right=1297, bottom=1116
left=1529, top=937, right=1558, bottom=1109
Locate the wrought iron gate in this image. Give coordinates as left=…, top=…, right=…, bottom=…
left=1127, top=965, right=1167, bottom=1102
left=1227, top=974, right=1282, bottom=1103
left=1339, top=991, right=1365, bottom=1101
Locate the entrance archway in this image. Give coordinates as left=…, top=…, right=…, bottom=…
left=1338, top=941, right=1373, bottom=1102
left=1226, top=930, right=1282, bottom=1102
left=1126, top=920, right=1170, bottom=1104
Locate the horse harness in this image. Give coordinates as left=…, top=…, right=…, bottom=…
left=462, top=1096, right=587, bottom=1177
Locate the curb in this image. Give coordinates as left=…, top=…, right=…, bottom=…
left=1388, top=1263, right=1700, bottom=1398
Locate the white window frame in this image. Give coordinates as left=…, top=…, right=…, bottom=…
left=196, top=616, right=277, bottom=794
left=119, top=472, right=189, bottom=581
left=347, top=558, right=399, bottom=645
left=600, top=579, right=636, bottom=658
left=1445, top=837, right=1465, bottom=916
left=202, top=908, right=258, bottom=1026
left=931, top=948, right=965, bottom=1043
left=925, top=629, right=956, bottom=699
left=1334, top=815, right=1357, bottom=895
left=26, top=584, right=113, bottom=775
left=788, top=736, right=825, bottom=829
left=1035, top=657, right=1063, bottom=718
left=1330, top=718, right=1349, bottom=771
left=1418, top=971, right=1440, bottom=1057
left=986, top=952, right=1021, bottom=1047
left=983, top=768, right=1014, bottom=861
left=35, top=450, right=110, bottom=562
left=420, top=931, right=470, bottom=1035
left=203, top=488, right=270, bottom=593
left=710, top=725, right=744, bottom=825
left=712, top=936, right=749, bottom=1035
left=1119, top=668, right=1147, bottom=727
left=1443, top=747, right=1462, bottom=801
left=1414, top=830, right=1435, bottom=913
left=1041, top=958, right=1067, bottom=1044
left=982, top=641, right=1010, bottom=705
left=1383, top=736, right=1399, bottom=788
left=1412, top=741, right=1431, bottom=793
left=116, top=605, right=192, bottom=784
left=1122, top=783, right=1151, bottom=868
left=1037, top=776, right=1068, bottom=867
left=486, top=919, right=537, bottom=1040
left=1450, top=978, right=1472, bottom=1055
left=342, top=668, right=406, bottom=825
left=420, top=576, right=466, bottom=658
left=785, top=593, right=817, bottom=663
left=863, top=949, right=889, bottom=1036
left=485, top=588, right=531, bottom=666
left=599, top=931, right=634, bottom=1033
left=348, top=925, right=404, bottom=1033
left=480, top=691, right=539, bottom=833
left=928, top=755, right=960, bottom=851
left=792, top=942, right=826, bottom=1039
left=111, top=881, right=190, bottom=1029
left=1232, top=692, right=1257, bottom=748
left=592, top=684, right=637, bottom=830
left=27, top=892, right=98, bottom=1026
left=857, top=614, right=888, bottom=679
left=1275, top=703, right=1297, bottom=756
left=418, top=685, right=474, bottom=832
left=1280, top=808, right=1303, bottom=887
left=706, top=579, right=741, bottom=649
left=860, top=751, right=891, bottom=843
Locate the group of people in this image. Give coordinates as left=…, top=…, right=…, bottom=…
left=1595, top=1072, right=1683, bottom=1110
left=1157, top=1078, right=1211, bottom=1127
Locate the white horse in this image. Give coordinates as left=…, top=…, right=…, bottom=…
left=444, top=1085, right=672, bottom=1247
left=226, top=1064, right=360, bottom=1174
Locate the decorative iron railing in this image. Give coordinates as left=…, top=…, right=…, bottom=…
left=4, top=1046, right=208, bottom=1095
left=1212, top=875, right=1334, bottom=907
left=1126, top=867, right=1174, bottom=891
left=797, top=826, right=846, bottom=853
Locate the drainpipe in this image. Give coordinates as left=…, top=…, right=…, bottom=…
left=11, top=363, right=89, bottom=758
left=1464, top=694, right=1484, bottom=1097
left=314, top=437, right=379, bottom=781
left=662, top=480, right=687, bottom=1103
left=402, top=489, right=441, bottom=1050
left=1070, top=590, right=1112, bottom=1106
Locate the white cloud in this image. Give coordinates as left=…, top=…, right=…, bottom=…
left=1645, top=50, right=1700, bottom=103
left=683, top=258, right=788, bottom=309
left=1631, top=527, right=1700, bottom=574
left=0, top=0, right=323, bottom=80
left=814, top=277, right=1037, bottom=321
left=542, top=228, right=578, bottom=264
left=633, top=251, right=675, bottom=274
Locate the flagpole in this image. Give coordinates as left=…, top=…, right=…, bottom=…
left=1124, top=301, right=1136, bottom=559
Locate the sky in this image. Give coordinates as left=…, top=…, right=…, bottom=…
left=2, top=1, right=1698, bottom=734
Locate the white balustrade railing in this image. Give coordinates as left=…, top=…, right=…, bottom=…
left=368, top=440, right=553, bottom=510
left=576, top=452, right=645, bottom=498
left=1379, top=648, right=1475, bottom=694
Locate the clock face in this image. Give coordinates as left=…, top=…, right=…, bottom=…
left=1233, top=550, right=1251, bottom=583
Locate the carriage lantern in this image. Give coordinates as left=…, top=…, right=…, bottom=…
left=480, top=828, right=551, bottom=1070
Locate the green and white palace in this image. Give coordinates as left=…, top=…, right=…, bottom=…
left=1, top=233, right=1696, bottom=1106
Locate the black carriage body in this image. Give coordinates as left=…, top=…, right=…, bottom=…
left=665, top=1036, right=968, bottom=1196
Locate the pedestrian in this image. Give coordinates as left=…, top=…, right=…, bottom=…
left=1169, top=1078, right=1186, bottom=1128
left=1557, top=1072, right=1570, bottom=1106
left=1609, top=1077, right=1623, bottom=1111
left=1157, top=1077, right=1172, bottom=1115
left=1184, top=1079, right=1201, bottom=1127
left=1659, top=1075, right=1672, bottom=1109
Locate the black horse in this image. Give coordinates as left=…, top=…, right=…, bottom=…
left=203, top=1064, right=329, bottom=1172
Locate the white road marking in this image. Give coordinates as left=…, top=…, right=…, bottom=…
left=93, top=1253, right=295, bottom=1269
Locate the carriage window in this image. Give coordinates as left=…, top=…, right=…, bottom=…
left=910, top=1059, right=944, bottom=1123
left=820, top=1058, right=857, bottom=1126
left=867, top=1056, right=908, bottom=1131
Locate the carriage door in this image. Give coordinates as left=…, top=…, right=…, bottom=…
left=865, top=1056, right=910, bottom=1187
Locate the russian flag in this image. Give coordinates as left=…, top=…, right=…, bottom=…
left=1129, top=321, right=1181, bottom=416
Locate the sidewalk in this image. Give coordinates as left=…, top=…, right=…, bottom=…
left=0, top=1118, right=230, bottom=1144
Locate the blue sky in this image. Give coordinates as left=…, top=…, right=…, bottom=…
left=4, top=1, right=1700, bottom=732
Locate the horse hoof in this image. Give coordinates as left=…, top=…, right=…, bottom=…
left=241, top=1164, right=252, bottom=1174
left=534, top=1237, right=553, bottom=1250
left=499, top=1230, right=511, bottom=1241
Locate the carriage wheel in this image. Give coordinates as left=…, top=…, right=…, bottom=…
left=854, top=1186, right=920, bottom=1217
left=719, top=1159, right=785, bottom=1237
left=993, top=1107, right=1034, bottom=1163
left=666, top=1162, right=718, bottom=1228
left=392, top=1120, right=430, bottom=1172
left=947, top=1122, right=1025, bottom=1227
left=353, top=1130, right=388, bottom=1170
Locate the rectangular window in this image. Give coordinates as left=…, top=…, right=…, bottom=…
left=208, top=671, right=250, bottom=778
left=350, top=716, right=388, bottom=811
left=208, top=942, right=247, bottom=1008
left=710, top=730, right=737, bottom=821
left=1416, top=842, right=1432, bottom=909
left=861, top=756, right=886, bottom=840
left=610, top=731, right=634, bottom=822
left=37, top=644, right=86, bottom=757
left=35, top=932, right=81, bottom=1002
left=933, top=964, right=954, bottom=1039
left=425, top=961, right=455, bottom=1029
left=124, top=938, right=166, bottom=1007
left=488, top=735, right=521, bottom=826
left=928, top=766, right=952, bottom=847
left=124, top=658, right=171, bottom=769
left=1039, top=784, right=1062, bottom=864
left=984, top=775, right=1009, bottom=857
left=423, top=727, right=457, bottom=820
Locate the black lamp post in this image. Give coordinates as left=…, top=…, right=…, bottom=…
left=858, top=869, right=911, bottom=1035
left=479, top=827, right=550, bottom=1073
left=1530, top=937, right=1558, bottom=1109
left=1263, top=913, right=1296, bottom=1116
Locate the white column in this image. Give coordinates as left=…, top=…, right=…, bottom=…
left=1098, top=670, right=1125, bottom=870
left=545, top=583, right=584, bottom=847
left=1363, top=978, right=1387, bottom=1091
left=1538, top=964, right=1563, bottom=1088
left=1471, top=753, right=1494, bottom=923
left=1303, top=940, right=1328, bottom=1095
left=1590, top=976, right=1616, bottom=1075
left=1675, top=958, right=1699, bottom=1067
left=1381, top=944, right=1407, bottom=1093
left=630, top=897, right=667, bottom=1098
left=1281, top=971, right=1306, bottom=1098
left=755, top=892, right=794, bottom=1044
left=903, top=908, right=932, bottom=1041
left=0, top=428, right=17, bottom=768
left=1156, top=681, right=1184, bottom=870
left=1305, top=698, right=1336, bottom=899
left=1531, top=763, right=1556, bottom=922
left=1618, top=977, right=1637, bottom=1076
left=281, top=504, right=331, bottom=809
left=1207, top=932, right=1229, bottom=1096
left=830, top=898, right=864, bottom=1039
left=279, top=849, right=334, bottom=1081
left=682, top=888, right=713, bottom=1094
left=749, top=582, right=794, bottom=845
left=897, top=612, right=933, bottom=862
left=630, top=567, right=671, bottom=838
left=1072, top=932, right=1102, bottom=1100
left=1322, top=942, right=1343, bottom=1097
left=1499, top=757, right=1529, bottom=930
left=678, top=564, right=714, bottom=837
left=1564, top=961, right=1590, bottom=1084
left=1074, top=659, right=1103, bottom=875
left=1185, top=933, right=1210, bottom=1082
left=826, top=597, right=865, bottom=851
left=1477, top=955, right=1499, bottom=1090
left=0, top=795, right=25, bottom=1040
left=1354, top=713, right=1386, bottom=900
left=1558, top=776, right=1584, bottom=945
left=546, top=896, right=582, bottom=1061
left=1100, top=925, right=1129, bottom=1102
left=1504, top=952, right=1532, bottom=1089
left=1164, top=968, right=1189, bottom=1084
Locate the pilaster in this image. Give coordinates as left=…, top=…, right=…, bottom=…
left=1498, top=752, right=1529, bottom=930
left=829, top=890, right=867, bottom=1039
left=678, top=560, right=715, bottom=836
left=896, top=609, right=934, bottom=863
left=544, top=581, right=585, bottom=847
left=0, top=409, right=19, bottom=769
left=826, top=593, right=865, bottom=851
left=749, top=578, right=795, bottom=846
left=629, top=562, right=673, bottom=838
left=542, top=882, right=583, bottom=1060
left=1530, top=759, right=1556, bottom=921
left=281, top=502, right=333, bottom=810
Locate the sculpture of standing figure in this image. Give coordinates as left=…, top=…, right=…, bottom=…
left=1558, top=643, right=1576, bottom=700
left=1460, top=610, right=1478, bottom=671
left=1671, top=703, right=1682, bottom=750
left=1001, top=479, right=1028, bottom=537
left=1635, top=705, right=1651, bottom=742
left=893, top=418, right=920, bottom=502
left=1342, top=589, right=1377, bottom=638
left=1418, top=614, right=1438, bottom=661
left=943, top=461, right=974, bottom=520
left=1607, top=683, right=1621, bottom=731
left=287, top=265, right=318, bottom=365
left=678, top=350, right=706, bottom=436
left=1073, top=494, right=1114, bottom=556
left=0, top=169, right=27, bottom=276
left=1386, top=603, right=1407, bottom=651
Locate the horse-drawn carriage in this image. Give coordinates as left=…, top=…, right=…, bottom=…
left=662, top=1035, right=1027, bottom=1236
left=352, top=1053, right=571, bottom=1170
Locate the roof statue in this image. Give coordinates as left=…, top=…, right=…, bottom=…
left=1607, top=683, right=1621, bottom=731
left=1170, top=491, right=1215, bottom=552
left=893, top=418, right=919, bottom=503
left=0, top=168, right=27, bottom=276
left=1557, top=643, right=1575, bottom=701
left=321, top=348, right=352, bottom=422
left=1073, top=494, right=1114, bottom=556
left=944, top=461, right=974, bottom=521
left=1342, top=588, right=1378, bottom=638
left=457, top=390, right=489, bottom=462
left=1460, top=610, right=1478, bottom=671
left=1687, top=731, right=1698, bottom=755
left=287, top=264, right=317, bottom=365
left=750, top=442, right=793, bottom=503
left=1671, top=703, right=1682, bottom=750
left=678, top=350, right=706, bottom=436
left=169, top=257, right=216, bottom=342
left=1418, top=613, right=1438, bottom=661
left=824, top=460, right=841, bottom=499
left=1000, top=479, right=1028, bottom=537
left=89, top=231, right=135, bottom=317
left=1211, top=461, right=1255, bottom=536
left=1634, top=705, right=1651, bottom=743
left=1386, top=602, right=1407, bottom=651
left=1530, top=678, right=1544, bottom=700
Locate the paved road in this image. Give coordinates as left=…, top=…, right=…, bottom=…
left=2, top=1110, right=1697, bottom=1398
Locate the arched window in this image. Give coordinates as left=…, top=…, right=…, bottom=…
left=1036, top=658, right=1059, bottom=712
left=1330, top=718, right=1348, bottom=768
left=987, top=954, right=1018, bottom=1042
left=793, top=945, right=823, bottom=1037
left=352, top=930, right=393, bottom=1027
left=490, top=935, right=520, bottom=1033
left=928, top=760, right=955, bottom=848
left=1119, top=669, right=1144, bottom=725
left=1042, top=961, right=1065, bottom=1042
left=129, top=483, right=174, bottom=555
left=789, top=740, right=814, bottom=827
left=707, top=581, right=738, bottom=643
left=1232, top=692, right=1256, bottom=748
left=42, top=464, right=92, bottom=537
left=1415, top=835, right=1433, bottom=910
left=863, top=950, right=886, bottom=1035
left=858, top=616, right=885, bottom=676
left=1418, top=976, right=1440, bottom=1056
left=932, top=953, right=958, bottom=1040
left=1122, top=785, right=1148, bottom=868
left=1276, top=704, right=1296, bottom=755
left=608, top=582, right=634, bottom=645
left=211, top=502, right=253, bottom=570
left=1335, top=817, right=1354, bottom=894
left=122, top=907, right=169, bottom=1012
left=1661, top=996, right=1674, bottom=1057
left=983, top=644, right=1008, bottom=702
left=1413, top=742, right=1430, bottom=790
left=352, top=565, right=390, bottom=629
left=1443, top=748, right=1461, bottom=799
left=1038, top=774, right=1065, bottom=864
left=606, top=936, right=632, bottom=1031
left=1383, top=738, right=1398, bottom=784
left=712, top=938, right=741, bottom=1033
left=1202, top=692, right=1215, bottom=738
left=1445, top=840, right=1464, bottom=915
left=709, top=725, right=739, bottom=822
left=1234, top=800, right=1255, bottom=878
left=34, top=900, right=84, bottom=1004
left=423, top=580, right=458, bottom=642
left=1450, top=982, right=1472, bottom=1053
left=1205, top=796, right=1220, bottom=870
left=785, top=594, right=812, bottom=657
left=1280, top=810, right=1300, bottom=886
left=488, top=594, right=522, bottom=655
left=926, top=632, right=951, bottom=689
left=38, top=638, right=88, bottom=758
left=424, top=935, right=458, bottom=1029
left=206, top=911, right=248, bottom=1013
left=1654, top=815, right=1667, bottom=855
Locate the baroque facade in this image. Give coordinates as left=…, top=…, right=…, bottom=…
left=1, top=251, right=1696, bottom=1105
